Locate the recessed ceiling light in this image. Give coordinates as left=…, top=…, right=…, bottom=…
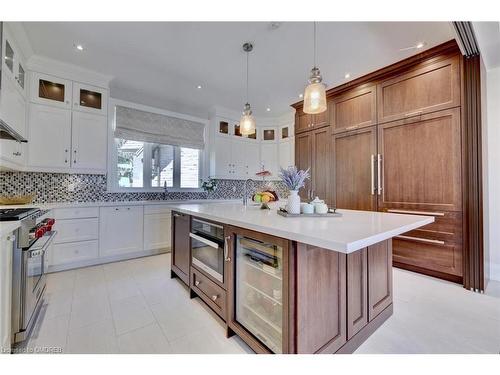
left=344, top=73, right=351, bottom=79
left=266, top=107, right=271, bottom=112
left=416, top=42, right=425, bottom=49
left=74, top=44, right=84, bottom=51
left=196, top=85, right=202, bottom=89
left=299, top=93, right=304, bottom=98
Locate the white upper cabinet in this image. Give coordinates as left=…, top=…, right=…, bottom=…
left=260, top=142, right=279, bottom=178
left=72, top=82, right=108, bottom=115
left=213, top=136, right=233, bottom=178
left=30, top=72, right=72, bottom=109
left=278, top=138, right=294, bottom=170
left=71, top=111, right=107, bottom=172
left=28, top=104, right=72, bottom=169
left=2, top=26, right=27, bottom=98
left=0, top=70, right=26, bottom=138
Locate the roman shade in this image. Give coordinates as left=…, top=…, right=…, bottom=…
left=114, top=105, right=205, bottom=149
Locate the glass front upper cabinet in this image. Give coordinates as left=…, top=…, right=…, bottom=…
left=31, top=72, right=72, bottom=109
left=73, top=83, right=108, bottom=115
left=218, top=120, right=229, bottom=135
left=4, top=40, right=14, bottom=74
left=280, top=126, right=289, bottom=139
left=234, top=123, right=257, bottom=139
left=262, top=128, right=276, bottom=142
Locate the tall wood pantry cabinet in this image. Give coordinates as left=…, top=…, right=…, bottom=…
left=294, top=42, right=470, bottom=284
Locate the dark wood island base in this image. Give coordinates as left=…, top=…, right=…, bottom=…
left=170, top=211, right=394, bottom=354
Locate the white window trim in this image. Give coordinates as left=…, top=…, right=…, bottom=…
left=107, top=98, right=209, bottom=193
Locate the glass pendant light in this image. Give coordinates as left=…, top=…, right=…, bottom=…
left=240, top=42, right=256, bottom=136
left=303, top=22, right=327, bottom=114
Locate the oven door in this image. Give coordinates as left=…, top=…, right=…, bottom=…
left=190, top=232, right=224, bottom=283
left=21, top=231, right=56, bottom=334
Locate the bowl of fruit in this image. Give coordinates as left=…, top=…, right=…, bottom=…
left=252, top=190, right=279, bottom=209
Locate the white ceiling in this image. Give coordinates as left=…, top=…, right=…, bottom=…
left=21, top=22, right=455, bottom=118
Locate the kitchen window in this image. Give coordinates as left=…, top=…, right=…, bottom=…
left=115, top=138, right=201, bottom=190
left=109, top=100, right=206, bottom=192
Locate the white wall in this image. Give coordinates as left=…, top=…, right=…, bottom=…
left=485, top=66, right=500, bottom=281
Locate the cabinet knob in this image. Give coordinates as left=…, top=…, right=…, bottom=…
left=195, top=280, right=200, bottom=286
left=6, top=235, right=15, bottom=242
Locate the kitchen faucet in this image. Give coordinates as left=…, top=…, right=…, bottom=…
left=243, top=178, right=254, bottom=207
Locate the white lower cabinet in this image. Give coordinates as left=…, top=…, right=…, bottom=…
left=144, top=207, right=171, bottom=251
left=47, top=204, right=171, bottom=272
left=99, top=206, right=144, bottom=257
left=0, top=232, right=14, bottom=354
left=49, top=208, right=100, bottom=271
left=53, top=218, right=99, bottom=244
left=52, top=240, right=99, bottom=267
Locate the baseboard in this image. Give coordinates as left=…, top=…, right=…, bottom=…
left=47, top=247, right=170, bottom=273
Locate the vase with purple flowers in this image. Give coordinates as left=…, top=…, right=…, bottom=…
left=278, top=166, right=310, bottom=214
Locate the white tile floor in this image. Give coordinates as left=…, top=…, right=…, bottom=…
left=23, top=253, right=500, bottom=354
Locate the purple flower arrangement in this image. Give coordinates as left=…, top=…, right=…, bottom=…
left=279, top=166, right=310, bottom=191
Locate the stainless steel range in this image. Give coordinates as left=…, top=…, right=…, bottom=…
left=0, top=208, right=57, bottom=346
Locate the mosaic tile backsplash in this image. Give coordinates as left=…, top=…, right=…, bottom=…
left=0, top=172, right=289, bottom=204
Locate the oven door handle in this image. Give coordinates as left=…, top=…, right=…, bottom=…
left=29, top=230, right=57, bottom=258
left=189, top=233, right=219, bottom=249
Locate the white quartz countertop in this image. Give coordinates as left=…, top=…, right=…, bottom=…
left=0, top=199, right=239, bottom=236
left=0, top=199, right=239, bottom=210
left=169, top=202, right=435, bottom=253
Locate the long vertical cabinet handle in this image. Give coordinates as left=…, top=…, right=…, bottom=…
left=370, top=154, right=376, bottom=195
left=224, top=235, right=231, bottom=262
left=377, top=154, right=383, bottom=195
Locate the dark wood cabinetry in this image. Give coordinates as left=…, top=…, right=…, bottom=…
left=293, top=41, right=484, bottom=287
left=377, top=108, right=462, bottom=212
left=294, top=127, right=332, bottom=204
left=377, top=55, right=461, bottom=124
left=222, top=223, right=392, bottom=354
left=295, top=107, right=329, bottom=134
left=331, top=126, right=377, bottom=210
left=330, top=85, right=377, bottom=134
left=191, top=267, right=227, bottom=320
left=171, top=211, right=191, bottom=285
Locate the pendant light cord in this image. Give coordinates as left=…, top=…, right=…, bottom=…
left=246, top=50, right=249, bottom=103
left=313, top=21, right=317, bottom=68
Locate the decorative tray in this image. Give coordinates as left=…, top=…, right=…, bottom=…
left=277, top=208, right=342, bottom=218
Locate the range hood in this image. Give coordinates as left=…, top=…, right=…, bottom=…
left=0, top=118, right=28, bottom=142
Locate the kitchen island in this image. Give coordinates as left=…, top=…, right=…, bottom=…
left=168, top=202, right=433, bottom=354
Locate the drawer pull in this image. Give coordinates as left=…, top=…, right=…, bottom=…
left=395, top=235, right=445, bottom=245
left=195, top=280, right=200, bottom=286
left=211, top=295, right=218, bottom=301
left=387, top=209, right=445, bottom=217
left=404, top=111, right=423, bottom=117
left=346, top=125, right=358, bottom=131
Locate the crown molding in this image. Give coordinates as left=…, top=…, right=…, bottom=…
left=26, top=54, right=113, bottom=89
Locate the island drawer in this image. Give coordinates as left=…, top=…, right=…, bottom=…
left=191, top=267, right=226, bottom=320
left=54, top=207, right=99, bottom=220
